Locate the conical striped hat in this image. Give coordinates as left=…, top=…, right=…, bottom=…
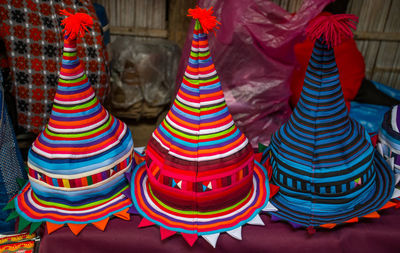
left=260, top=14, right=395, bottom=229
left=11, top=11, right=134, bottom=235
left=130, top=6, right=270, bottom=247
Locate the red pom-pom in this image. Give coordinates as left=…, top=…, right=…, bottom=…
left=187, top=6, right=220, bottom=34
left=306, top=13, right=358, bottom=48
left=60, top=9, right=93, bottom=40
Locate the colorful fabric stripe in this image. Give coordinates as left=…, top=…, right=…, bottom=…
left=261, top=38, right=394, bottom=227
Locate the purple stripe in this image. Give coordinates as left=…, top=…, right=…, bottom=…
left=180, top=87, right=199, bottom=97
left=56, top=85, right=90, bottom=95
left=200, top=86, right=221, bottom=95
left=187, top=61, right=212, bottom=68
left=170, top=107, right=199, bottom=124
left=396, top=107, right=400, bottom=129
left=156, top=129, right=197, bottom=152
left=199, top=111, right=229, bottom=124
left=61, top=61, right=80, bottom=69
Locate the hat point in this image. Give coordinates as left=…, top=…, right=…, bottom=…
left=187, top=6, right=220, bottom=34
left=60, top=9, right=93, bottom=40
left=306, top=13, right=358, bottom=47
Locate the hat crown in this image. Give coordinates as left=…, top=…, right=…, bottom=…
left=144, top=18, right=254, bottom=212
left=270, top=39, right=376, bottom=201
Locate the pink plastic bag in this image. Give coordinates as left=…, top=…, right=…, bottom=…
left=176, top=0, right=330, bottom=147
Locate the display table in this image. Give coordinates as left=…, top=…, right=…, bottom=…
left=39, top=208, right=400, bottom=252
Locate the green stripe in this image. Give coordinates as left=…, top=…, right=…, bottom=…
left=53, top=97, right=98, bottom=111
left=45, top=115, right=112, bottom=138
left=32, top=185, right=129, bottom=209
left=59, top=75, right=86, bottom=84
left=63, top=52, right=76, bottom=57
left=148, top=184, right=251, bottom=215
left=87, top=176, right=93, bottom=185
left=190, top=51, right=210, bottom=58
left=163, top=120, right=235, bottom=140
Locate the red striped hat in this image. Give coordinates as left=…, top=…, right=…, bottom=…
left=129, top=6, right=274, bottom=247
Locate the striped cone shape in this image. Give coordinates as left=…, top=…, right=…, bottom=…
left=14, top=37, right=134, bottom=226
left=262, top=38, right=394, bottom=227
left=131, top=19, right=269, bottom=236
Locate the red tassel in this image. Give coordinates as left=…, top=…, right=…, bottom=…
left=60, top=9, right=93, bottom=40
left=306, top=13, right=358, bottom=48
left=187, top=6, right=221, bottom=34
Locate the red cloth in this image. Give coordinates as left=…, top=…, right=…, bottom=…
left=290, top=37, right=365, bottom=109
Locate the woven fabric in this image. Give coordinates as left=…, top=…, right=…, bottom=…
left=261, top=39, right=394, bottom=227
left=0, top=0, right=109, bottom=134
left=131, top=20, right=269, bottom=235
left=0, top=75, right=27, bottom=232
left=14, top=34, right=133, bottom=225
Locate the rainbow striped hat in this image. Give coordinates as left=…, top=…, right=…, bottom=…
left=260, top=14, right=396, bottom=230
left=7, top=11, right=134, bottom=235
left=130, top=6, right=271, bottom=247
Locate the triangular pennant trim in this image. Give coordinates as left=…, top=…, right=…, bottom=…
left=380, top=201, right=396, bottom=210
left=29, top=222, right=42, bottom=234
left=392, top=188, right=400, bottom=199
left=17, top=217, right=31, bottom=233
left=262, top=202, right=278, bottom=212
left=226, top=226, right=242, bottom=240
left=68, top=223, right=87, bottom=236
left=247, top=214, right=264, bottom=226
left=202, top=233, right=220, bottom=248
left=363, top=212, right=380, bottom=219
left=46, top=222, right=64, bottom=234
left=269, top=184, right=279, bottom=197
left=3, top=199, right=15, bottom=211
left=92, top=218, right=109, bottom=231
left=138, top=218, right=155, bottom=228
left=181, top=233, right=198, bottom=246
left=344, top=217, right=358, bottom=223
left=6, top=211, right=18, bottom=222
left=114, top=208, right=130, bottom=221
left=160, top=227, right=176, bottom=240
left=319, top=223, right=336, bottom=229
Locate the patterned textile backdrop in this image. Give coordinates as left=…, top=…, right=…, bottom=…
left=0, top=0, right=110, bottom=134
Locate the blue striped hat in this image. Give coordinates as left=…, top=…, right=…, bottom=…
left=260, top=35, right=395, bottom=228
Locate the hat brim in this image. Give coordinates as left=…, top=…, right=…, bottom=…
left=14, top=180, right=132, bottom=225
left=131, top=160, right=269, bottom=235
left=264, top=150, right=395, bottom=227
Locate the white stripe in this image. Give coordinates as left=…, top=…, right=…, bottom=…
left=32, top=122, right=127, bottom=158
left=191, top=46, right=209, bottom=52
left=391, top=105, right=399, bottom=133
left=47, top=110, right=110, bottom=134
left=59, top=72, right=84, bottom=80
left=28, top=146, right=133, bottom=179
left=167, top=138, right=248, bottom=162
left=141, top=174, right=258, bottom=222
left=184, top=70, right=216, bottom=79
left=200, top=98, right=224, bottom=106
left=53, top=93, right=95, bottom=105
left=63, top=47, right=76, bottom=52
left=26, top=187, right=125, bottom=214
left=176, top=94, right=200, bottom=108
